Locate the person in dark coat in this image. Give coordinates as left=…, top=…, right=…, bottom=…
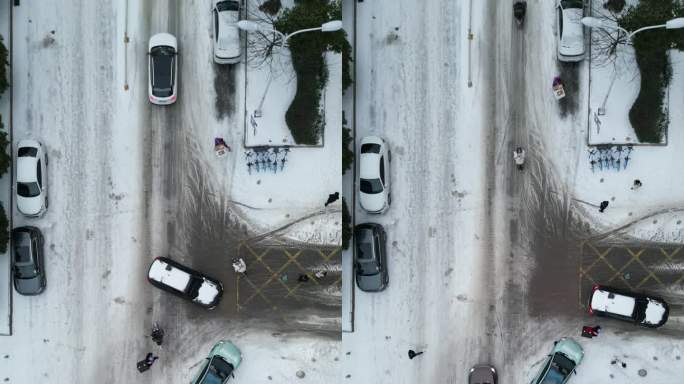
left=145, top=353, right=158, bottom=367
left=581, top=325, right=601, bottom=338
left=408, top=349, right=424, bottom=359
left=324, top=192, right=340, bottom=207
left=151, top=326, right=164, bottom=346
left=599, top=201, right=609, bottom=213
left=137, top=353, right=158, bottom=373
left=297, top=274, right=309, bottom=282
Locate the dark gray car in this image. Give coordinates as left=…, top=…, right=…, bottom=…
left=12, top=226, right=46, bottom=295
left=469, top=364, right=497, bottom=384
left=354, top=223, right=388, bottom=292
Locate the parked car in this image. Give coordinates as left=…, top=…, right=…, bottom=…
left=556, top=0, right=585, bottom=62
left=212, top=0, right=241, bottom=64
left=588, top=284, right=669, bottom=328
left=469, top=364, right=497, bottom=384
left=147, top=257, right=223, bottom=309
left=16, top=139, right=48, bottom=217
left=530, top=338, right=583, bottom=384
left=11, top=226, right=46, bottom=295
left=148, top=33, right=178, bottom=105
left=359, top=136, right=391, bottom=213
left=354, top=223, right=388, bottom=292
left=191, top=340, right=242, bottom=384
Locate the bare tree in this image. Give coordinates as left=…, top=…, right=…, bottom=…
left=241, top=1, right=298, bottom=85
left=586, top=2, right=630, bottom=68
left=244, top=2, right=282, bottom=69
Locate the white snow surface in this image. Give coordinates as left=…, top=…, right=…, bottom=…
left=538, top=13, right=684, bottom=244
left=221, top=0, right=342, bottom=244
left=0, top=0, right=11, bottom=335
left=202, top=329, right=339, bottom=383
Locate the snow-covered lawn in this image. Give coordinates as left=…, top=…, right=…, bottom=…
left=222, top=0, right=342, bottom=245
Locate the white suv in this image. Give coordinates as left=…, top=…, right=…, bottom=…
left=147, top=257, right=223, bottom=309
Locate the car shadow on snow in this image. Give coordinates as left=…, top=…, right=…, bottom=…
left=213, top=63, right=237, bottom=119
left=556, top=62, right=581, bottom=118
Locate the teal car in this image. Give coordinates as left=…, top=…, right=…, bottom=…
left=192, top=341, right=242, bottom=384
left=530, top=338, right=583, bottom=384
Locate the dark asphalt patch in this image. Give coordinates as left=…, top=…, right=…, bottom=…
left=526, top=163, right=587, bottom=318
left=556, top=62, right=581, bottom=118
left=174, top=157, right=340, bottom=331
left=235, top=241, right=341, bottom=325
left=213, top=64, right=237, bottom=119
left=580, top=243, right=684, bottom=307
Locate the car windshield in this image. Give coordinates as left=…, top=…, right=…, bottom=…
left=15, top=244, right=31, bottom=263
left=17, top=182, right=40, bottom=198
left=361, top=143, right=381, bottom=154
left=360, top=178, right=383, bottom=194
left=216, top=0, right=239, bottom=11
left=633, top=297, right=648, bottom=322
left=560, top=0, right=583, bottom=8
left=150, top=46, right=175, bottom=97
left=18, top=147, right=37, bottom=157
left=200, top=356, right=234, bottom=384
left=14, top=264, right=36, bottom=279
left=186, top=276, right=204, bottom=299
left=540, top=353, right=574, bottom=384
left=357, top=259, right=380, bottom=276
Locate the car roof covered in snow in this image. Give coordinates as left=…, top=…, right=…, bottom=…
left=591, top=288, right=635, bottom=317
left=148, top=258, right=190, bottom=292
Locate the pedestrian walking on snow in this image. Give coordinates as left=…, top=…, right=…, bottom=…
left=599, top=201, right=609, bottom=213
left=581, top=325, right=601, bottom=338
left=145, top=352, right=158, bottom=367
left=513, top=147, right=526, bottom=170
left=324, top=192, right=340, bottom=207
left=150, top=323, right=164, bottom=346
left=232, top=258, right=247, bottom=276
left=408, top=349, right=424, bottom=359
left=631, top=179, right=642, bottom=190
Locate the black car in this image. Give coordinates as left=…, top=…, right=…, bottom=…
left=12, top=226, right=46, bottom=295
left=148, top=33, right=178, bottom=105
left=147, top=257, right=223, bottom=309
left=354, top=223, right=388, bottom=292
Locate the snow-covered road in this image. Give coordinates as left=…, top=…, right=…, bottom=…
left=344, top=0, right=684, bottom=383
left=344, top=0, right=501, bottom=382
left=2, top=1, right=339, bottom=383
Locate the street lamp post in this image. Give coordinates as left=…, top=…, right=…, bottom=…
left=237, top=20, right=343, bottom=118
left=581, top=16, right=684, bottom=115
